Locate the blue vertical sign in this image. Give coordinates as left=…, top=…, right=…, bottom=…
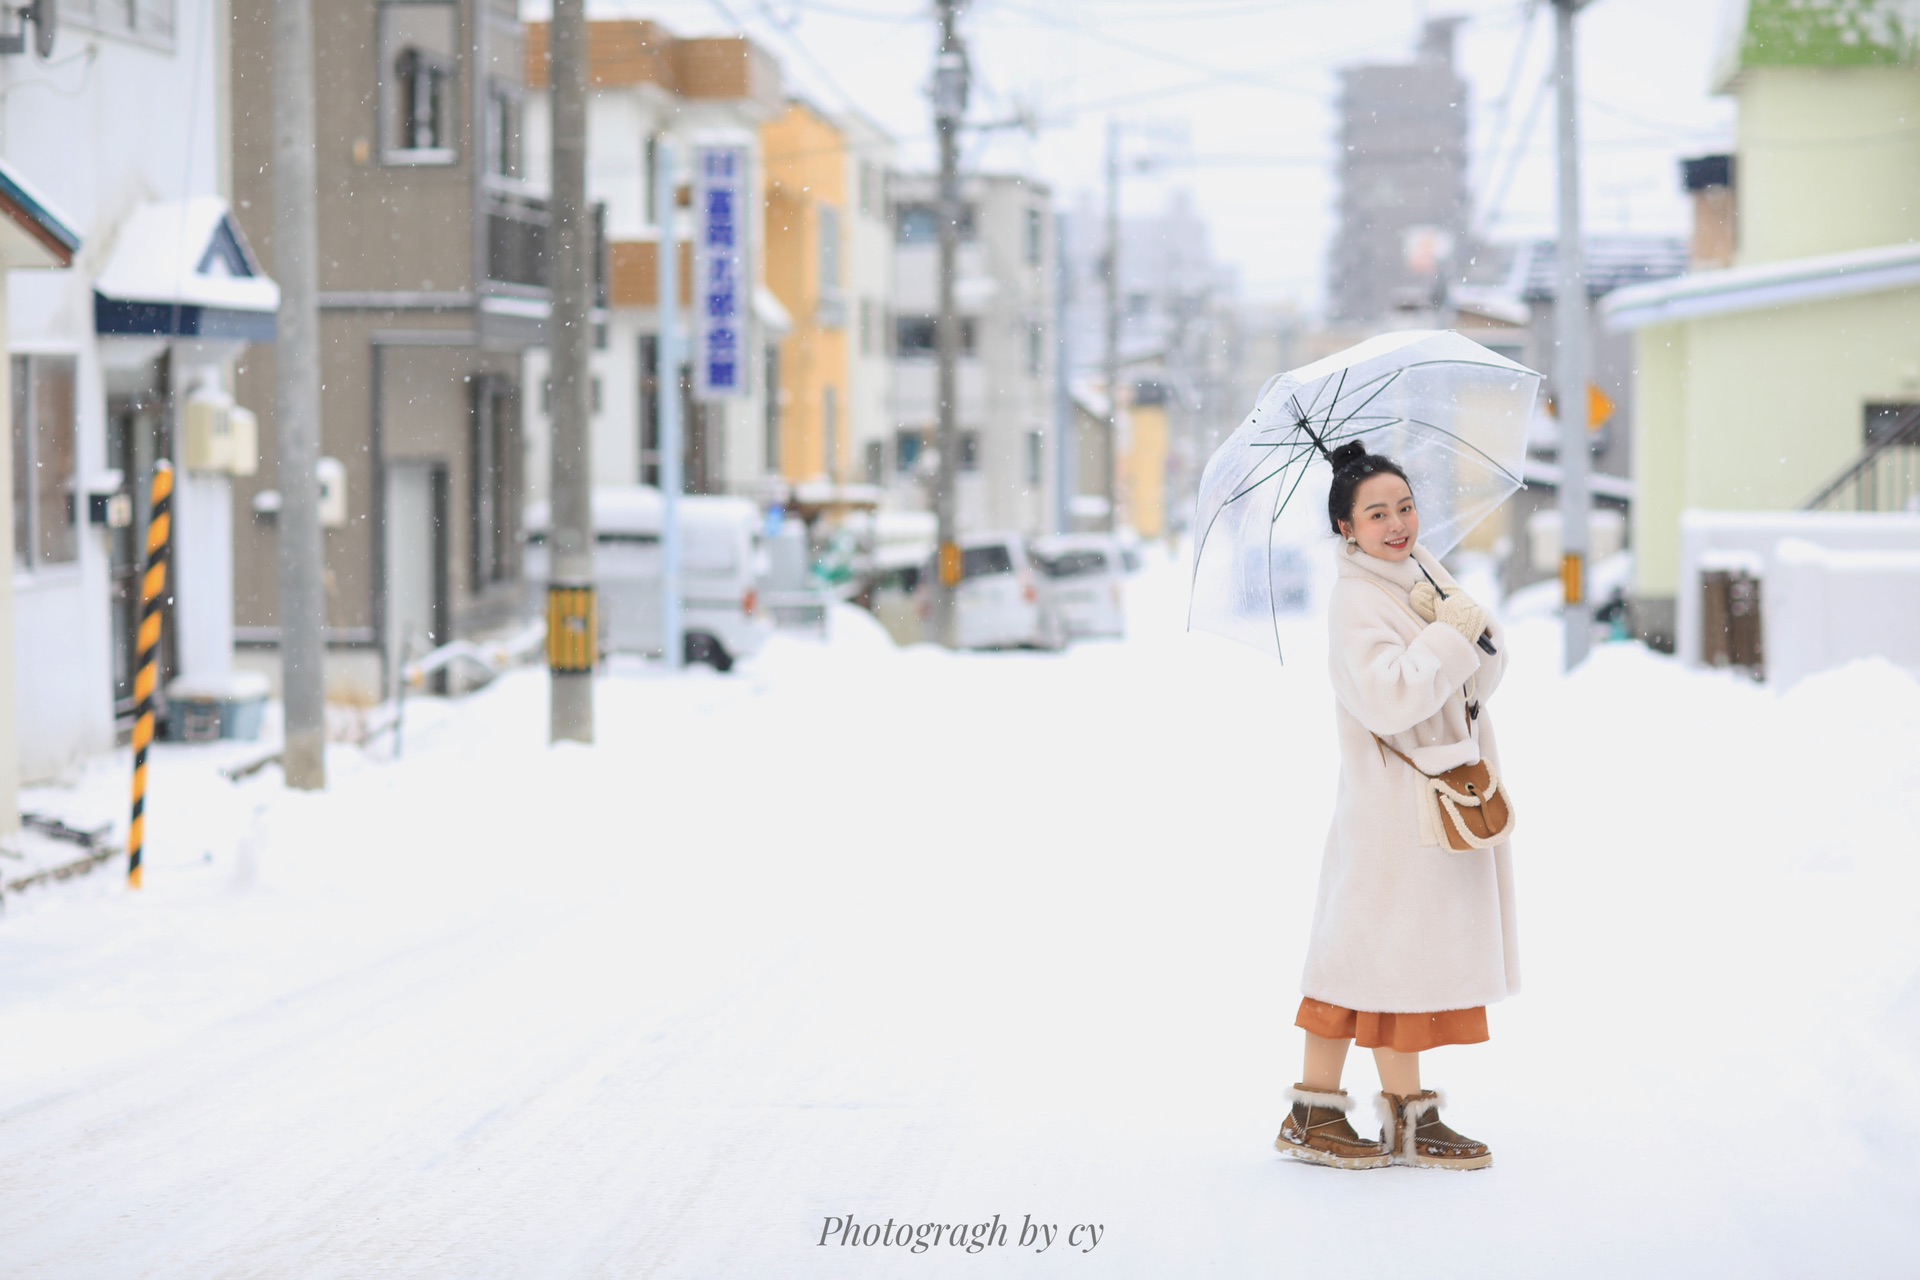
left=693, top=142, right=750, bottom=400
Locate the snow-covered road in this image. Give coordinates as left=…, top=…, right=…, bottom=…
left=3, top=553, right=1918, bottom=1277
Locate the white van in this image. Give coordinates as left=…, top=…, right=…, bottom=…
left=1031, top=533, right=1127, bottom=640
left=923, top=532, right=1066, bottom=651
left=522, top=486, right=772, bottom=671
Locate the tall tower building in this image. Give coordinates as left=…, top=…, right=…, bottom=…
left=1327, top=17, right=1471, bottom=323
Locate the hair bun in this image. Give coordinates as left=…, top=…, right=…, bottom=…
left=1328, top=440, right=1368, bottom=470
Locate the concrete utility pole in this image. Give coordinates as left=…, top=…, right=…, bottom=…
left=1553, top=0, right=1594, bottom=670
left=1054, top=215, right=1073, bottom=535
left=928, top=0, right=969, bottom=649
left=655, top=138, right=683, bottom=670
left=272, top=0, right=326, bottom=790
left=548, top=0, right=595, bottom=739
left=1102, top=117, right=1121, bottom=534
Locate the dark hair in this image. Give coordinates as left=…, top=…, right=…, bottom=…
left=1325, top=442, right=1411, bottom=536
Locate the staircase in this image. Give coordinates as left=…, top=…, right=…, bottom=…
left=1805, top=403, right=1920, bottom=513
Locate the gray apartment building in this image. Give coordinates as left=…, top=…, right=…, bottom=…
left=1327, top=17, right=1471, bottom=324
left=884, top=171, right=1057, bottom=538
left=229, top=0, right=548, bottom=701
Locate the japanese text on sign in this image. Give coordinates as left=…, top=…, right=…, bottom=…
left=694, top=144, right=750, bottom=400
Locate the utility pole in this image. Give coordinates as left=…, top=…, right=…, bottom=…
left=548, top=0, right=595, bottom=739
left=272, top=0, right=326, bottom=790
left=656, top=138, right=683, bottom=670
left=1103, top=118, right=1121, bottom=535
left=1054, top=215, right=1073, bottom=534
left=929, top=0, right=968, bottom=648
left=1553, top=0, right=1593, bottom=670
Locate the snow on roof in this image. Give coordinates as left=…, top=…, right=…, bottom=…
left=1509, top=236, right=1691, bottom=302
left=0, top=156, right=80, bottom=267
left=93, top=198, right=279, bottom=313
left=1602, top=240, right=1920, bottom=331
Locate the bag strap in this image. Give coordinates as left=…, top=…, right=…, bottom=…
left=1374, top=733, right=1437, bottom=779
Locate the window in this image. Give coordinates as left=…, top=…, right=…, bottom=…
left=894, top=316, right=976, bottom=358
left=1027, top=323, right=1044, bottom=377
left=1027, top=429, right=1045, bottom=488
left=11, top=355, right=78, bottom=570
left=823, top=386, right=839, bottom=479
left=60, top=0, right=174, bottom=44
left=895, top=429, right=925, bottom=474
left=763, top=343, right=781, bottom=475
left=859, top=299, right=874, bottom=356
left=484, top=81, right=522, bottom=180
left=960, top=544, right=1012, bottom=579
left=860, top=163, right=877, bottom=218
left=1866, top=403, right=1918, bottom=446
left=470, top=375, right=518, bottom=589
left=1026, top=208, right=1045, bottom=266
left=895, top=202, right=975, bottom=244
left=643, top=135, right=659, bottom=224
left=381, top=1, right=459, bottom=162
left=818, top=205, right=842, bottom=293
left=864, top=440, right=883, bottom=485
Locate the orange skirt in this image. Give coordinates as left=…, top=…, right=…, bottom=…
left=1296, top=996, right=1488, bottom=1053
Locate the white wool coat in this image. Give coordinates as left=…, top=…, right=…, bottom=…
left=1299, top=542, right=1521, bottom=1014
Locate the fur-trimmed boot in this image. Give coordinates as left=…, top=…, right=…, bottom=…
left=1274, top=1084, right=1392, bottom=1169
left=1377, top=1090, right=1492, bottom=1170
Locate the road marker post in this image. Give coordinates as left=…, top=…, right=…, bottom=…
left=128, top=461, right=174, bottom=890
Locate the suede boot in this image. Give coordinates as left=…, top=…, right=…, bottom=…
left=1378, top=1090, right=1492, bottom=1170
left=1274, top=1084, right=1392, bottom=1169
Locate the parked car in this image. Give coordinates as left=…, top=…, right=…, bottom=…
left=1031, top=534, right=1127, bottom=640
left=920, top=533, right=1066, bottom=650
left=522, top=487, right=771, bottom=672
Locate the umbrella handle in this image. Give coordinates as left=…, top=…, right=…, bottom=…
left=1416, top=559, right=1499, bottom=655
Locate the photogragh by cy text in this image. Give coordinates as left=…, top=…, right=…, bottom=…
left=818, top=1213, right=1104, bottom=1254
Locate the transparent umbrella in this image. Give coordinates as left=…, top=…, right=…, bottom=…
left=1189, top=329, right=1542, bottom=659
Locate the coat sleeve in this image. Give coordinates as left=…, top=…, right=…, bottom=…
left=1327, top=583, right=1484, bottom=737
left=1474, top=613, right=1511, bottom=700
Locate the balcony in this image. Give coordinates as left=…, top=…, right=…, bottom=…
left=484, top=191, right=606, bottom=304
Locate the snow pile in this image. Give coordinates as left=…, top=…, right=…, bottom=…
left=0, top=549, right=1915, bottom=1276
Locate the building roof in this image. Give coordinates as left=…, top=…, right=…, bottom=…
left=1601, top=240, right=1920, bottom=330
left=93, top=198, right=279, bottom=342
left=1507, top=236, right=1692, bottom=302
left=523, top=20, right=783, bottom=114
left=0, top=156, right=80, bottom=269
left=1713, top=0, right=1920, bottom=92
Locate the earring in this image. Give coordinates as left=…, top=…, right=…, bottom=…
left=1344, top=536, right=1359, bottom=554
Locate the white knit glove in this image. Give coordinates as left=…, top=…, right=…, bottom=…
left=1409, top=581, right=1441, bottom=623
left=1435, top=591, right=1487, bottom=648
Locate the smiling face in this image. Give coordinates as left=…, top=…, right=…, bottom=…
left=1340, top=472, right=1419, bottom=561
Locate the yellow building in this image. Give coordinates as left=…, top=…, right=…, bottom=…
left=1125, top=390, right=1168, bottom=540
left=1604, top=0, right=1920, bottom=642
left=762, top=101, right=850, bottom=487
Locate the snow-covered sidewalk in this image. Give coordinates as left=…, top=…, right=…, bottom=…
left=1, top=554, right=1917, bottom=1277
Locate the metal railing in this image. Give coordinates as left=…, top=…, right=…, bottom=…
left=1804, top=403, right=1920, bottom=513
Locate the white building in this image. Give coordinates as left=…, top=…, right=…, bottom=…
left=4, top=2, right=276, bottom=785
left=841, top=111, right=893, bottom=493
left=0, top=156, right=81, bottom=835
left=520, top=18, right=786, bottom=504
left=888, top=171, right=1057, bottom=536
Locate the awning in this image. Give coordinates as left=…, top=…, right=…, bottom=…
left=94, top=198, right=279, bottom=343
left=0, top=157, right=80, bottom=269
left=754, top=284, right=791, bottom=335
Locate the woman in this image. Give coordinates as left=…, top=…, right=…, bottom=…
left=1274, top=441, right=1519, bottom=1172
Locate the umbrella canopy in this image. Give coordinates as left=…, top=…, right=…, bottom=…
left=1189, top=329, right=1542, bottom=659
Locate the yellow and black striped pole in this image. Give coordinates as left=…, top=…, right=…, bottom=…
left=128, top=461, right=174, bottom=890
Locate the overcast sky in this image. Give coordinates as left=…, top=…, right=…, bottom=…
left=527, top=0, right=1741, bottom=312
